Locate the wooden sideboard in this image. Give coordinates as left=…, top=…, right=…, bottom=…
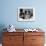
left=2, top=31, right=45, bottom=46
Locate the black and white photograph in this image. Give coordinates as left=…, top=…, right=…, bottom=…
left=18, top=7, right=35, bottom=21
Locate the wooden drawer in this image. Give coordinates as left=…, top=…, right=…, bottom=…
left=24, top=36, right=32, bottom=46
left=3, top=43, right=23, bottom=46
left=24, top=36, right=32, bottom=42
left=3, top=36, right=23, bottom=44
left=24, top=36, right=44, bottom=45
left=32, top=36, right=45, bottom=44
left=24, top=32, right=44, bottom=36
left=32, top=44, right=44, bottom=46
left=3, top=32, right=23, bottom=36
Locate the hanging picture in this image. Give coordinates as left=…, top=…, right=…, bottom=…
left=18, top=7, right=35, bottom=21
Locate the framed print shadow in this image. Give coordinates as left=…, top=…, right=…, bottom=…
left=18, top=7, right=35, bottom=21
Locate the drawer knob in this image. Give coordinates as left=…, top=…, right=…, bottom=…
left=32, top=39, right=36, bottom=40
left=9, top=37, right=14, bottom=40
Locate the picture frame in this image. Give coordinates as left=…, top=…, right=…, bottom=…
left=17, top=7, right=35, bottom=21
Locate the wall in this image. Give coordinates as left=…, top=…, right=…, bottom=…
left=0, top=0, right=46, bottom=30
left=0, top=0, right=46, bottom=43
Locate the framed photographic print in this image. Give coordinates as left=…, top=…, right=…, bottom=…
left=18, top=7, right=35, bottom=21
